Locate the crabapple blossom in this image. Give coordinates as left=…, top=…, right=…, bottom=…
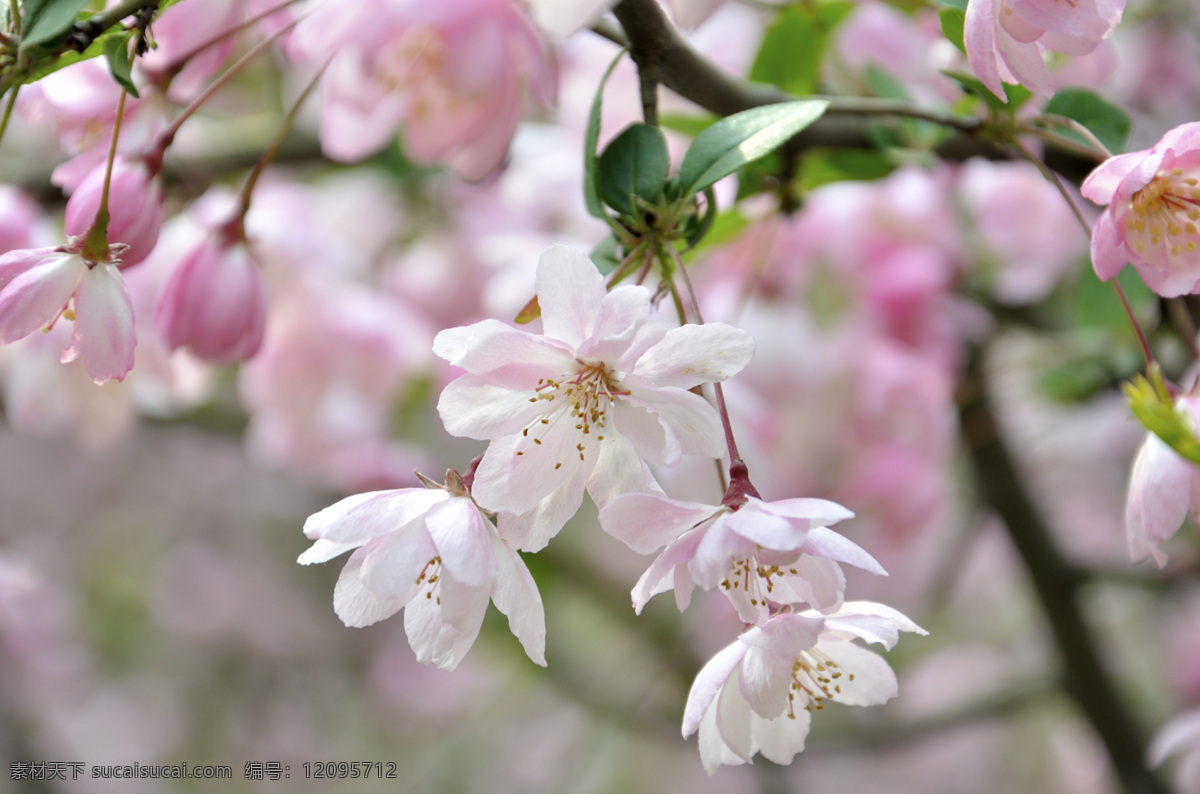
left=155, top=230, right=266, bottom=363
left=63, top=156, right=163, bottom=268
left=0, top=247, right=135, bottom=384
left=964, top=0, right=1124, bottom=99
left=290, top=0, right=555, bottom=179
left=682, top=603, right=926, bottom=773
left=1124, top=393, right=1200, bottom=567
left=1083, top=122, right=1200, bottom=297
left=434, top=245, right=755, bottom=551
left=600, top=488, right=885, bottom=622
left=299, top=470, right=546, bottom=671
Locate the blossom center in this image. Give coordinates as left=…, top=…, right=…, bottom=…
left=787, top=648, right=851, bottom=718
left=416, top=555, right=443, bottom=605
left=1127, top=168, right=1200, bottom=257
left=518, top=358, right=627, bottom=466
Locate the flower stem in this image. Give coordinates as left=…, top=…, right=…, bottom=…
left=8, top=0, right=21, bottom=36
left=223, top=57, right=328, bottom=242
left=0, top=83, right=18, bottom=149
left=80, top=89, right=128, bottom=262
left=1013, top=139, right=1156, bottom=369
left=146, top=16, right=300, bottom=173
left=158, top=0, right=303, bottom=81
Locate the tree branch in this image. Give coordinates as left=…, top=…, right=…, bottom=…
left=959, top=346, right=1168, bottom=794
left=609, top=0, right=1098, bottom=175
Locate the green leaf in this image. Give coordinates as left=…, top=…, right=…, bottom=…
left=21, top=0, right=91, bottom=49
left=938, top=0, right=968, bottom=10
left=750, top=2, right=854, bottom=96
left=1125, top=365, right=1200, bottom=466
left=938, top=7, right=966, bottom=55
left=658, top=112, right=717, bottom=139
left=798, top=147, right=896, bottom=191
left=1072, top=265, right=1157, bottom=334
left=943, top=69, right=1033, bottom=114
left=1042, top=88, right=1131, bottom=154
left=597, top=123, right=669, bottom=217
left=103, top=33, right=139, bottom=98
left=678, top=100, right=829, bottom=197
left=684, top=186, right=718, bottom=248
left=584, top=49, right=628, bottom=221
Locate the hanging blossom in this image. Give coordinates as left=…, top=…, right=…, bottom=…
left=682, top=603, right=926, bottom=773
left=964, top=0, right=1124, bottom=99
left=1125, top=392, right=1200, bottom=568
left=435, top=245, right=755, bottom=552
left=599, top=474, right=886, bottom=623
left=0, top=247, right=135, bottom=385
left=298, top=468, right=545, bottom=672
left=1083, top=122, right=1200, bottom=297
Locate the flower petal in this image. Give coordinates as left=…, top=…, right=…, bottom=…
left=303, top=488, right=447, bottom=546
left=599, top=492, right=717, bottom=554
left=437, top=374, right=549, bottom=440
left=683, top=640, right=747, bottom=738
left=0, top=252, right=79, bottom=344
left=489, top=533, right=547, bottom=666
left=425, top=496, right=496, bottom=587
left=535, top=245, right=605, bottom=348
left=72, top=262, right=136, bottom=384
left=633, top=322, right=755, bottom=389
left=332, top=546, right=409, bottom=627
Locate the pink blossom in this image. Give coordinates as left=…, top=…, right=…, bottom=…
left=298, top=472, right=546, bottom=671
left=63, top=156, right=163, bottom=267
left=1124, top=394, right=1200, bottom=567
left=136, top=0, right=244, bottom=101
left=1082, top=123, right=1200, bottom=296
left=964, top=0, right=1124, bottom=99
left=600, top=491, right=884, bottom=621
left=959, top=159, right=1086, bottom=304
left=0, top=247, right=135, bottom=384
left=682, top=603, right=925, bottom=773
left=155, top=232, right=266, bottom=363
left=291, top=0, right=555, bottom=179
left=434, top=245, right=755, bottom=551
left=522, top=0, right=616, bottom=37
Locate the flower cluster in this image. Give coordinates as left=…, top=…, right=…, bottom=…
left=301, top=243, right=922, bottom=771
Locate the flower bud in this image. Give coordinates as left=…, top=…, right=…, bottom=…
left=64, top=156, right=163, bottom=266
left=154, top=235, right=266, bottom=363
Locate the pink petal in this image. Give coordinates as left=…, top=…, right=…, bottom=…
left=0, top=252, right=80, bottom=343
left=332, top=546, right=409, bottom=627
left=739, top=643, right=796, bottom=720
left=1081, top=151, right=1150, bottom=205
left=1089, top=208, right=1129, bottom=281
left=72, top=262, right=136, bottom=384
left=964, top=0, right=1009, bottom=100
left=816, top=640, right=898, bottom=706
left=754, top=707, right=812, bottom=765
left=437, top=373, right=549, bottom=439
left=1126, top=433, right=1192, bottom=567
left=433, top=318, right=576, bottom=388
left=303, top=488, right=447, bottom=546
left=802, top=526, right=888, bottom=575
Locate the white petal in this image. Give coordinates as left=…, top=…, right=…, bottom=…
left=802, top=526, right=888, bottom=575
left=332, top=547, right=408, bottom=627
left=0, top=253, right=79, bottom=343
left=489, top=534, right=547, bottom=666
left=817, top=640, right=898, bottom=706
left=761, top=497, right=855, bottom=528
left=724, top=504, right=808, bottom=551
left=754, top=707, right=812, bottom=766
left=535, top=245, right=605, bottom=349
left=297, top=538, right=362, bottom=565
left=425, top=497, right=496, bottom=587
left=625, top=386, right=725, bottom=462
left=715, top=665, right=756, bottom=762
left=303, top=488, right=447, bottom=545
left=434, top=318, right=576, bottom=388
left=359, top=526, right=439, bottom=601
left=471, top=421, right=593, bottom=516
left=739, top=644, right=796, bottom=719
left=683, top=641, right=747, bottom=738
left=599, top=492, right=717, bottom=554
left=740, top=613, right=825, bottom=657
left=437, top=374, right=548, bottom=440
left=633, top=322, right=755, bottom=388
left=586, top=434, right=659, bottom=511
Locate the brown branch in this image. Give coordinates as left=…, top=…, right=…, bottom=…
left=959, top=346, right=1168, bottom=794
left=608, top=0, right=1097, bottom=175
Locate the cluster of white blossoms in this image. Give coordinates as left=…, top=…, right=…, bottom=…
left=299, top=245, right=924, bottom=771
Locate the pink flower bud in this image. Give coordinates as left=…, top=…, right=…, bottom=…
left=154, top=235, right=266, bottom=363
left=63, top=156, right=163, bottom=267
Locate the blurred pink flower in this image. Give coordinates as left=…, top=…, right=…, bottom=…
left=1125, top=394, right=1200, bottom=567
left=292, top=0, right=555, bottom=179
left=63, top=156, right=163, bottom=267
left=299, top=473, right=546, bottom=671
left=522, top=0, right=614, bottom=37
left=0, top=247, right=135, bottom=384
left=136, top=0, right=245, bottom=101
left=155, top=232, right=266, bottom=363
left=600, top=491, right=883, bottom=621
left=959, top=159, right=1085, bottom=304
left=964, top=0, right=1124, bottom=99
left=1083, top=122, right=1200, bottom=296
left=434, top=245, right=754, bottom=551
left=682, top=603, right=925, bottom=773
